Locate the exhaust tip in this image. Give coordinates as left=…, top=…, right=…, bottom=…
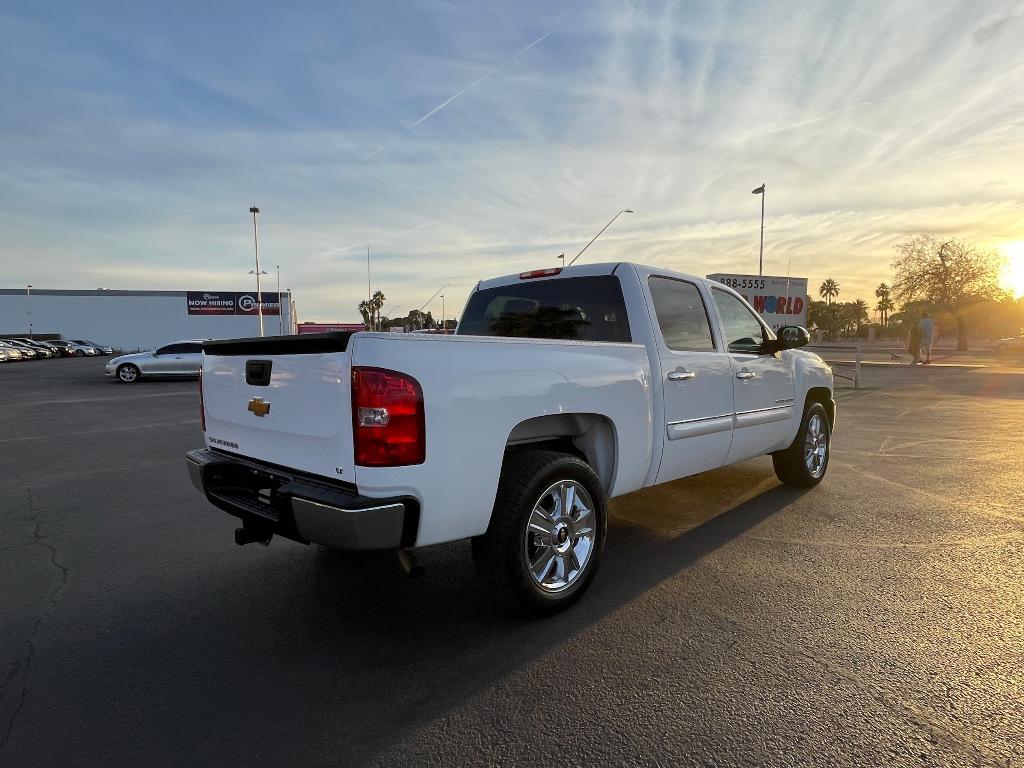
left=397, top=548, right=424, bottom=578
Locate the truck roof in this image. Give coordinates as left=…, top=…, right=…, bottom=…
left=475, top=262, right=709, bottom=292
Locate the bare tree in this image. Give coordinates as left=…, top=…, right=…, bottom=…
left=892, top=234, right=1005, bottom=351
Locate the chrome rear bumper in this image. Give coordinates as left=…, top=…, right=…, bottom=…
left=185, top=448, right=418, bottom=550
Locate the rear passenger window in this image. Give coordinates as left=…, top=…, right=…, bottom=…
left=648, top=277, right=716, bottom=352
left=457, top=275, right=631, bottom=342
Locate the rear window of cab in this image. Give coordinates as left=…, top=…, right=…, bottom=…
left=456, top=275, right=632, bottom=343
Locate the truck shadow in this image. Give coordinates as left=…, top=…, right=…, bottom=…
left=17, top=465, right=808, bottom=766
left=272, top=465, right=808, bottom=761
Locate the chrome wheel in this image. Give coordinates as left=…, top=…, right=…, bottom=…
left=523, top=480, right=596, bottom=593
left=118, top=365, right=138, bottom=383
left=804, top=413, right=828, bottom=478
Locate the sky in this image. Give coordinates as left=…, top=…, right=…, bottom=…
left=1, top=0, right=1023, bottom=322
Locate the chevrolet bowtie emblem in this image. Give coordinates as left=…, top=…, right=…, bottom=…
left=247, top=397, right=271, bottom=417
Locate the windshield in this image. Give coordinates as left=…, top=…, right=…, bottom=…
left=456, top=275, right=631, bottom=342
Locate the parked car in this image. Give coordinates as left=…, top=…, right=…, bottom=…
left=992, top=336, right=1024, bottom=355
left=35, top=341, right=69, bottom=357
left=0, top=348, right=10, bottom=363
left=0, top=342, right=25, bottom=361
left=7, top=338, right=57, bottom=358
left=1, top=340, right=39, bottom=359
left=70, top=339, right=114, bottom=355
left=45, top=341, right=78, bottom=357
left=186, top=262, right=835, bottom=615
left=106, top=340, right=205, bottom=382
left=51, top=340, right=98, bottom=356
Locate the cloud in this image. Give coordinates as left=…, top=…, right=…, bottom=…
left=1, top=0, right=1022, bottom=323
left=411, top=29, right=553, bottom=128
left=973, top=11, right=1022, bottom=44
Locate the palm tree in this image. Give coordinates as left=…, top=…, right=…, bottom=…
left=852, top=299, right=869, bottom=329
left=357, top=300, right=371, bottom=328
left=874, top=282, right=894, bottom=326
left=370, top=290, right=386, bottom=331
left=819, top=278, right=840, bottom=305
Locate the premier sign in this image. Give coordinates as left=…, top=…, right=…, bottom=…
left=706, top=274, right=808, bottom=332
left=186, top=292, right=280, bottom=316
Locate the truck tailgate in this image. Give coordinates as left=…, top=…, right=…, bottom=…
left=201, top=334, right=357, bottom=482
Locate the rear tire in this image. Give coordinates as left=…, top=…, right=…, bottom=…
left=772, top=401, right=830, bottom=487
left=117, top=364, right=140, bottom=383
left=472, top=450, right=607, bottom=617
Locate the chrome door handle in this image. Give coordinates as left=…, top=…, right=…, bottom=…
left=736, top=370, right=755, bottom=380
left=667, top=370, right=695, bottom=382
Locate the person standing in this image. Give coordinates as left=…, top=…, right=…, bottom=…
left=919, top=312, right=935, bottom=365
left=908, top=320, right=922, bottom=364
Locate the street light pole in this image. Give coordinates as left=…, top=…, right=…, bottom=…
left=752, top=183, right=765, bottom=276
left=567, top=209, right=634, bottom=266
left=249, top=206, right=264, bottom=337
left=26, top=284, right=33, bottom=339
left=557, top=253, right=565, bottom=268
left=381, top=306, right=401, bottom=332
left=276, top=265, right=283, bottom=335
left=440, top=294, right=445, bottom=331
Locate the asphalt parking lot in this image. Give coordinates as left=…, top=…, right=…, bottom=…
left=2, top=355, right=1023, bottom=767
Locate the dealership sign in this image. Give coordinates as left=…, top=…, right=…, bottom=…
left=706, top=274, right=808, bottom=332
left=186, top=292, right=280, bottom=316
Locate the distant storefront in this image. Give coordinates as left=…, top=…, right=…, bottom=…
left=0, top=288, right=297, bottom=351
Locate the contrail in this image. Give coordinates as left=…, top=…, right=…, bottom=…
left=411, top=30, right=553, bottom=128
left=318, top=215, right=459, bottom=258
left=359, top=145, right=385, bottom=162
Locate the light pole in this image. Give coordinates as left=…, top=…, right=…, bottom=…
left=26, top=284, right=33, bottom=339
left=250, top=266, right=269, bottom=333
left=380, top=306, right=402, bottom=332
left=440, top=294, right=445, bottom=331
left=276, top=265, right=283, bottom=335
left=752, top=183, right=765, bottom=276
left=557, top=253, right=565, bottom=267
left=567, top=209, right=634, bottom=266
left=249, top=206, right=264, bottom=336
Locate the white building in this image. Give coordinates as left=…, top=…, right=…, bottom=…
left=0, top=288, right=297, bottom=351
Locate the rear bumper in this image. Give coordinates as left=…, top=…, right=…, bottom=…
left=185, top=449, right=419, bottom=550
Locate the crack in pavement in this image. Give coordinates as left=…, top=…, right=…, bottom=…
left=0, top=488, right=69, bottom=754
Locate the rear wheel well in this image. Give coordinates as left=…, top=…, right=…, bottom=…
left=805, top=386, right=834, bottom=426
left=503, top=413, right=617, bottom=495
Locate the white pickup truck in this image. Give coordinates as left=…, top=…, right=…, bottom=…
left=187, top=262, right=834, bottom=615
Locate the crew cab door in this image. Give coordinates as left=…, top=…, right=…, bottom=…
left=647, top=276, right=735, bottom=483
left=709, top=288, right=797, bottom=463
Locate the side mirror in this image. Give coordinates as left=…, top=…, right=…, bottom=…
left=765, top=325, right=810, bottom=353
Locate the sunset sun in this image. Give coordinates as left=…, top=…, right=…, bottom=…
left=999, top=242, right=1024, bottom=298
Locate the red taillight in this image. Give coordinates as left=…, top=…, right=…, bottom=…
left=519, top=267, right=562, bottom=279
left=198, top=369, right=206, bottom=431
left=352, top=367, right=425, bottom=467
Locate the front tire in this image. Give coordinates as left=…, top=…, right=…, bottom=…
left=116, top=363, right=140, bottom=383
left=472, top=450, right=607, bottom=617
left=772, top=401, right=831, bottom=487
